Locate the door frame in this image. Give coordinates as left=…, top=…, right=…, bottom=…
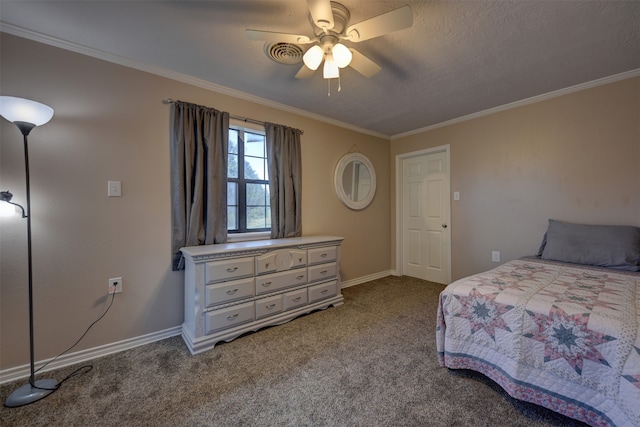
left=395, top=144, right=451, bottom=283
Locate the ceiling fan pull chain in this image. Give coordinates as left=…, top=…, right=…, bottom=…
left=338, top=76, right=342, bottom=93
left=328, top=79, right=331, bottom=97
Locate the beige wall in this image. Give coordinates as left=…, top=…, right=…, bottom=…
left=391, top=77, right=640, bottom=281
left=0, top=34, right=390, bottom=370
left=2, top=31, right=638, bottom=373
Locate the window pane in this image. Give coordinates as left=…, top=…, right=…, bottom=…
left=226, top=126, right=271, bottom=234
left=228, top=153, right=238, bottom=178
left=227, top=182, right=238, bottom=231
left=227, top=206, right=237, bottom=231
left=264, top=158, right=268, bottom=181
left=227, top=182, right=237, bottom=206
left=228, top=129, right=239, bottom=154
left=247, top=183, right=268, bottom=206
left=247, top=207, right=268, bottom=229
left=245, top=156, right=266, bottom=180
left=244, top=133, right=264, bottom=157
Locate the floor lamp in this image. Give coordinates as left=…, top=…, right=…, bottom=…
left=1, top=96, right=58, bottom=407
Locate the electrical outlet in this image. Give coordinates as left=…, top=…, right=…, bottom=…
left=108, top=277, right=123, bottom=294
left=491, top=251, right=501, bottom=263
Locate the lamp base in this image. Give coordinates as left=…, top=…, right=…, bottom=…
left=4, top=378, right=58, bottom=407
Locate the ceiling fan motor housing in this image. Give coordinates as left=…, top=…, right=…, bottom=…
left=265, top=2, right=349, bottom=65
left=310, top=2, right=350, bottom=37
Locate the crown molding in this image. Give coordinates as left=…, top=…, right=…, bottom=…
left=2, top=23, right=637, bottom=142
left=0, top=23, right=388, bottom=140
left=391, top=68, right=640, bottom=140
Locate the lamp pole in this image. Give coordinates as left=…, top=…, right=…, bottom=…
left=21, top=123, right=40, bottom=393
left=1, top=97, right=58, bottom=407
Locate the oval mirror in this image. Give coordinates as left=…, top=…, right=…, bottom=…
left=334, top=153, right=376, bottom=210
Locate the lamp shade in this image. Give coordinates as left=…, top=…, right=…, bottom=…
left=0, top=201, right=15, bottom=217
left=323, top=55, right=340, bottom=79
left=332, top=43, right=352, bottom=68
left=0, top=96, right=54, bottom=127
left=303, top=45, right=324, bottom=71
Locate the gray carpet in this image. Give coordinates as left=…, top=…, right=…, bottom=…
left=1, top=276, right=587, bottom=426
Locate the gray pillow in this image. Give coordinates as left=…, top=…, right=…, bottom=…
left=539, top=219, right=640, bottom=271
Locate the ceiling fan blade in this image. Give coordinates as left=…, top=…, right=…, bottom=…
left=307, top=0, right=334, bottom=30
left=295, top=65, right=316, bottom=79
left=348, top=49, right=381, bottom=78
left=246, top=29, right=312, bottom=44
left=345, top=5, right=413, bottom=42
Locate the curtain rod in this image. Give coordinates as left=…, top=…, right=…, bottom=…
left=162, top=98, right=303, bottom=134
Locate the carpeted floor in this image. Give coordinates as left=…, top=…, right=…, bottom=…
left=1, top=276, right=587, bottom=426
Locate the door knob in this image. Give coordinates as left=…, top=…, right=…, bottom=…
left=442, top=224, right=448, bottom=228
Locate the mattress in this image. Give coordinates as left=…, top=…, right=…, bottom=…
left=437, top=258, right=640, bottom=427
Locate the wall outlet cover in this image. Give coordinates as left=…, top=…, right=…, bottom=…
left=108, top=277, right=123, bottom=294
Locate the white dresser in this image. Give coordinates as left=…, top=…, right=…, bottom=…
left=180, top=235, right=344, bottom=354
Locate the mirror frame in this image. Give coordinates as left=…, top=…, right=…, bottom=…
left=334, top=152, right=377, bottom=210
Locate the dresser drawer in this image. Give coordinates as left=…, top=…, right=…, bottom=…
left=205, top=257, right=254, bottom=284
left=283, top=288, right=308, bottom=310
left=205, top=277, right=254, bottom=307
left=205, top=302, right=254, bottom=334
left=308, top=246, right=337, bottom=265
left=308, top=262, right=337, bottom=283
left=308, top=280, right=338, bottom=303
left=256, top=268, right=307, bottom=295
left=256, top=249, right=307, bottom=274
left=255, top=295, right=283, bottom=319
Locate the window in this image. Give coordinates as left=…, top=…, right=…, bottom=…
left=227, top=124, right=270, bottom=234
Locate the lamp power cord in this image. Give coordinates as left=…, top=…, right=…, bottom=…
left=29, top=291, right=117, bottom=391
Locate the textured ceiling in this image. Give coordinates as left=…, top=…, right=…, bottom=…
left=1, top=1, right=639, bottom=137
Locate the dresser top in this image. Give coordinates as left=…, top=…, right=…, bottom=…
left=180, top=235, right=344, bottom=259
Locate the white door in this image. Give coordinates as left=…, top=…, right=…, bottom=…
left=401, top=150, right=450, bottom=284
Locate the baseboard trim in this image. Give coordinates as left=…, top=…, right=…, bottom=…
left=0, top=326, right=182, bottom=385
left=341, top=270, right=393, bottom=288
left=1, top=271, right=393, bottom=384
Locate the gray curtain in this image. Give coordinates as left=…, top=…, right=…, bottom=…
left=170, top=101, right=229, bottom=270
left=265, top=123, right=302, bottom=239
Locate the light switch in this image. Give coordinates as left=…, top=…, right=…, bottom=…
left=108, top=181, right=122, bottom=197
left=453, top=191, right=460, bottom=201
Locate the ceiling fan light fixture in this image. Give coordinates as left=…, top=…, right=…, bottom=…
left=323, top=55, right=339, bottom=79
left=303, top=45, right=324, bottom=70
left=332, top=43, right=352, bottom=68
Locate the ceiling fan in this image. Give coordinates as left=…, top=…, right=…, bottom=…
left=246, top=0, right=412, bottom=87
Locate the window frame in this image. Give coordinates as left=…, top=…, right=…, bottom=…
left=227, top=120, right=271, bottom=242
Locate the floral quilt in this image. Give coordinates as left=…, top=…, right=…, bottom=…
left=437, top=258, right=640, bottom=427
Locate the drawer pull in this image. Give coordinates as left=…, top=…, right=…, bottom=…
left=265, top=262, right=270, bottom=268
left=320, top=253, right=328, bottom=258
left=321, top=289, right=328, bottom=294
left=226, top=267, right=238, bottom=273
left=261, top=281, right=272, bottom=287
left=320, top=270, right=327, bottom=275
left=292, top=297, right=301, bottom=302
left=227, top=313, right=239, bottom=320
left=299, top=257, right=303, bottom=263
left=296, top=275, right=304, bottom=280
left=266, top=304, right=276, bottom=309
left=226, top=288, right=239, bottom=295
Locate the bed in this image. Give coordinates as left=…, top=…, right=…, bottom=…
left=436, top=220, right=640, bottom=427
